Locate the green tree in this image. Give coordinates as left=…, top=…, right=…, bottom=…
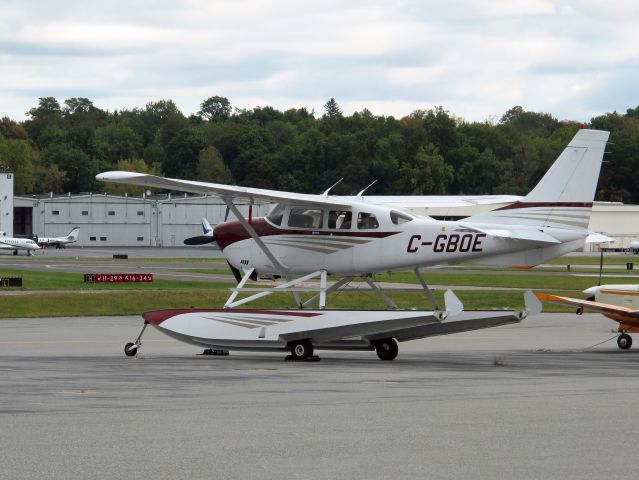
left=197, top=146, right=233, bottom=183
left=91, top=123, right=144, bottom=164
left=104, top=159, right=161, bottom=195
left=23, top=97, right=63, bottom=144
left=34, top=164, right=67, bottom=194
left=0, top=137, right=38, bottom=193
left=164, top=129, right=206, bottom=178
left=323, top=98, right=342, bottom=119
left=199, top=96, right=232, bottom=121
left=44, top=143, right=100, bottom=193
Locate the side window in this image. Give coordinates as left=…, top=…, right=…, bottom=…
left=288, top=208, right=324, bottom=229
left=357, top=212, right=379, bottom=229
left=390, top=210, right=413, bottom=225
left=266, top=204, right=285, bottom=226
left=328, top=210, right=352, bottom=229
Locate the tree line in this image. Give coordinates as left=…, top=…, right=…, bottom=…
left=1, top=96, right=638, bottom=202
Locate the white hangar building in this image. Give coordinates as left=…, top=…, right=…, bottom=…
left=13, top=193, right=269, bottom=247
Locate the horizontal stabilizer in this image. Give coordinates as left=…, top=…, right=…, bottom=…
left=585, top=232, right=614, bottom=243
left=460, top=224, right=560, bottom=244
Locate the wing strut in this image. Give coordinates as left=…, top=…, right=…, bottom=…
left=301, top=277, right=354, bottom=308
left=224, top=198, right=288, bottom=274
left=363, top=276, right=398, bottom=309
left=224, top=267, right=256, bottom=308
left=415, top=267, right=440, bottom=310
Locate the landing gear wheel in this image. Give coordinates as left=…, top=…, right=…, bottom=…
left=124, top=342, right=138, bottom=357
left=375, top=338, right=398, bottom=361
left=617, top=333, right=632, bottom=350
left=290, top=340, right=314, bottom=360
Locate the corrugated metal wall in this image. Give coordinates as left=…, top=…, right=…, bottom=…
left=14, top=194, right=270, bottom=247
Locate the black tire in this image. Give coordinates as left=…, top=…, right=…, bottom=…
left=375, top=338, right=398, bottom=361
left=124, top=342, right=138, bottom=357
left=290, top=340, right=313, bottom=360
left=617, top=333, right=632, bottom=350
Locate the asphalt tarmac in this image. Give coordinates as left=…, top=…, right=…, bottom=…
left=1, top=312, right=637, bottom=479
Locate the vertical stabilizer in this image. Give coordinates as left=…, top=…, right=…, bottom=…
left=465, top=129, right=609, bottom=230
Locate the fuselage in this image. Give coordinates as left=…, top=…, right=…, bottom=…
left=214, top=202, right=588, bottom=275
left=0, top=235, right=40, bottom=255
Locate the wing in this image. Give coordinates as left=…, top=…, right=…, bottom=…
left=97, top=171, right=351, bottom=208
left=535, top=292, right=639, bottom=318
left=361, top=195, right=522, bottom=209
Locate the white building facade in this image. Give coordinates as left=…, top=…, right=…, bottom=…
left=0, top=171, right=14, bottom=236
left=14, top=193, right=269, bottom=247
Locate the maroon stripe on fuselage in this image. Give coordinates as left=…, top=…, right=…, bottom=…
left=495, top=201, right=593, bottom=211
left=213, top=218, right=399, bottom=250
left=143, top=308, right=324, bottom=325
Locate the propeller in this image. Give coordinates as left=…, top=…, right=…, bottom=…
left=183, top=235, right=216, bottom=246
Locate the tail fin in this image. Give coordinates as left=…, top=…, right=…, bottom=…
left=67, top=227, right=80, bottom=241
left=465, top=128, right=609, bottom=230
left=202, top=218, right=213, bottom=235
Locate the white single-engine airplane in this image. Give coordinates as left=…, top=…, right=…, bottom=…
left=537, top=284, right=639, bottom=350
left=97, top=128, right=609, bottom=361
left=0, top=232, right=41, bottom=256
left=37, top=227, right=80, bottom=249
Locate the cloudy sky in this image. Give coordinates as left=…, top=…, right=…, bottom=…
left=1, top=0, right=638, bottom=122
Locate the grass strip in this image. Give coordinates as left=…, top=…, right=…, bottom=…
left=0, top=268, right=231, bottom=290
left=0, top=288, right=583, bottom=318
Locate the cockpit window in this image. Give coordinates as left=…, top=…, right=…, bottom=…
left=357, top=212, right=379, bottom=229
left=390, top=210, right=413, bottom=225
left=328, top=210, right=352, bottom=230
left=266, top=203, right=285, bottom=226
left=288, top=207, right=324, bottom=229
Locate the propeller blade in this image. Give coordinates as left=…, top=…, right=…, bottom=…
left=183, top=235, right=216, bottom=246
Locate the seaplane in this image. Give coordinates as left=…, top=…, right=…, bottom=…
left=0, top=232, right=41, bottom=256
left=37, top=227, right=80, bottom=249
left=97, top=128, right=610, bottom=361
left=537, top=284, right=639, bottom=350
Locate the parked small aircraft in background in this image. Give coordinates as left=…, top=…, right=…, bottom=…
left=537, top=284, right=639, bottom=349
left=0, top=232, right=40, bottom=255
left=37, top=227, right=80, bottom=249
left=184, top=218, right=215, bottom=246
left=98, top=128, right=610, bottom=361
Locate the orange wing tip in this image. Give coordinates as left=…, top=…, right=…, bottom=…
left=535, top=293, right=562, bottom=302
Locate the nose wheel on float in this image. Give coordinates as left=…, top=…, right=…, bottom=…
left=124, top=321, right=149, bottom=357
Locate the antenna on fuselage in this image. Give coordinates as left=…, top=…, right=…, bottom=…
left=322, top=178, right=343, bottom=196
left=357, top=179, right=378, bottom=198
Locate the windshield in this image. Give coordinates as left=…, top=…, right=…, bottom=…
left=266, top=203, right=285, bottom=226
